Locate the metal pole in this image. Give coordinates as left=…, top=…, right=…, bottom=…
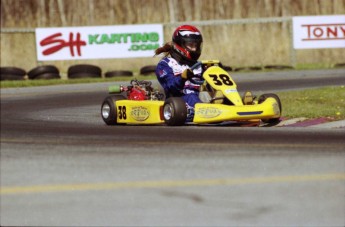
left=168, top=0, right=176, bottom=24
left=289, top=18, right=297, bottom=68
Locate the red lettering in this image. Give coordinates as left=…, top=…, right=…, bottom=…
left=40, top=33, right=65, bottom=55
left=327, top=27, right=337, bottom=38
left=305, top=25, right=312, bottom=39
left=40, top=32, right=86, bottom=56
left=302, top=24, right=345, bottom=41
left=340, top=26, right=345, bottom=36
left=313, top=27, right=323, bottom=38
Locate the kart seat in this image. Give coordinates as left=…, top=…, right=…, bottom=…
left=199, top=91, right=212, bottom=103
left=199, top=84, right=224, bottom=104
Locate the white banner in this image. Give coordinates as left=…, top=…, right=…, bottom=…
left=35, top=24, right=164, bottom=61
left=293, top=15, right=345, bottom=49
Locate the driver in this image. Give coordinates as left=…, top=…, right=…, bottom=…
left=155, top=25, right=203, bottom=121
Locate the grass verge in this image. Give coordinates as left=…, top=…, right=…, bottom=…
left=277, top=86, right=345, bottom=120
left=1, top=78, right=344, bottom=121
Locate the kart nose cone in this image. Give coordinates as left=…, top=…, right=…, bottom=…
left=102, top=103, right=110, bottom=118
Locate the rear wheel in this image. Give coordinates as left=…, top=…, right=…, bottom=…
left=101, top=95, right=125, bottom=125
left=258, top=93, right=282, bottom=124
left=163, top=97, right=187, bottom=126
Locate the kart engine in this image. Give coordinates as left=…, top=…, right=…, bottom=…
left=124, top=79, right=165, bottom=101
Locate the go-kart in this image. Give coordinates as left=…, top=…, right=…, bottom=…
left=101, top=60, right=282, bottom=126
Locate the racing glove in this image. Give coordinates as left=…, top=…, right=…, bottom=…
left=181, top=69, right=194, bottom=80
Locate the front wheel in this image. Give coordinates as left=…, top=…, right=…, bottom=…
left=163, top=97, right=187, bottom=126
left=101, top=95, right=125, bottom=125
left=258, top=93, right=282, bottom=124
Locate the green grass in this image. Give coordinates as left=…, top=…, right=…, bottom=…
left=277, top=86, right=345, bottom=120
left=294, top=63, right=336, bottom=70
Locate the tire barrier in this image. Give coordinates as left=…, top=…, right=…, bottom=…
left=34, top=73, right=61, bottom=80
left=8, top=62, right=335, bottom=82
left=105, top=70, right=133, bottom=78
left=28, top=65, right=61, bottom=80
left=222, top=65, right=233, bottom=72
left=0, top=67, right=26, bottom=81
left=140, top=65, right=156, bottom=76
left=67, top=64, right=102, bottom=79
left=234, top=66, right=262, bottom=72
left=334, top=63, right=345, bottom=68
left=264, top=65, right=294, bottom=70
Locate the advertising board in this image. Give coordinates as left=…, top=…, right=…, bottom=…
left=35, top=24, right=164, bottom=61
left=293, top=15, right=345, bottom=49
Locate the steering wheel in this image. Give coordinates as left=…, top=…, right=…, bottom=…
left=189, top=61, right=204, bottom=85
left=190, top=61, right=202, bottom=70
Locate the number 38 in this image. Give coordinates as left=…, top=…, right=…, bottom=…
left=118, top=106, right=127, bottom=119
left=209, top=74, right=233, bottom=86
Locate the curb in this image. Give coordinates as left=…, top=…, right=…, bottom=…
left=276, top=117, right=307, bottom=127
left=309, top=120, right=345, bottom=129
left=278, top=118, right=345, bottom=129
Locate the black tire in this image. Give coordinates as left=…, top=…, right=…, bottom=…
left=334, top=63, right=345, bottom=68
left=0, top=67, right=26, bottom=76
left=163, top=97, right=187, bottom=126
left=264, top=65, right=294, bottom=70
left=101, top=95, right=126, bottom=125
left=0, top=74, right=25, bottom=81
left=105, top=70, right=133, bottom=78
left=32, top=73, right=61, bottom=80
left=28, top=65, right=59, bottom=79
left=222, top=65, right=233, bottom=72
left=258, top=93, right=282, bottom=124
left=234, top=66, right=262, bottom=71
left=68, top=64, right=102, bottom=78
left=140, top=65, right=156, bottom=75
left=249, top=66, right=262, bottom=71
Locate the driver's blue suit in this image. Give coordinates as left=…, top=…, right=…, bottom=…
left=155, top=57, right=203, bottom=120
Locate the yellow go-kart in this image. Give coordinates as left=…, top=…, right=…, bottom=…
left=101, top=60, right=282, bottom=126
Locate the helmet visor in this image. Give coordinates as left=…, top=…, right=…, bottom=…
left=185, top=41, right=198, bottom=51
left=184, top=39, right=202, bottom=52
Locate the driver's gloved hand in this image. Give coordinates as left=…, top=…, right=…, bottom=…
left=181, top=69, right=194, bottom=80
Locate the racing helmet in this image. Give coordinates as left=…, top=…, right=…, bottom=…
left=171, top=25, right=203, bottom=63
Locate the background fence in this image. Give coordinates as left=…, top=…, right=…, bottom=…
left=1, top=0, right=344, bottom=75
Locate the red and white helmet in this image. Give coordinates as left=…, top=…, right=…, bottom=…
left=171, top=25, right=203, bottom=63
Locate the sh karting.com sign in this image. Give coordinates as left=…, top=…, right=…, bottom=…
left=35, top=24, right=164, bottom=61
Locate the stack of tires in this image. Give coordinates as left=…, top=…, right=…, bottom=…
left=28, top=65, right=61, bottom=80
left=1, top=63, right=164, bottom=81
left=334, top=63, right=345, bottom=68
left=264, top=65, right=293, bottom=70
left=67, top=64, right=102, bottom=79
left=0, top=67, right=26, bottom=81
left=104, top=70, right=133, bottom=78
left=140, top=65, right=156, bottom=76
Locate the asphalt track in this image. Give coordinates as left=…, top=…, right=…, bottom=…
left=1, top=69, right=345, bottom=226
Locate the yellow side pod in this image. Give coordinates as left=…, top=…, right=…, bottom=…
left=193, top=97, right=281, bottom=124
left=116, top=100, right=165, bottom=124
